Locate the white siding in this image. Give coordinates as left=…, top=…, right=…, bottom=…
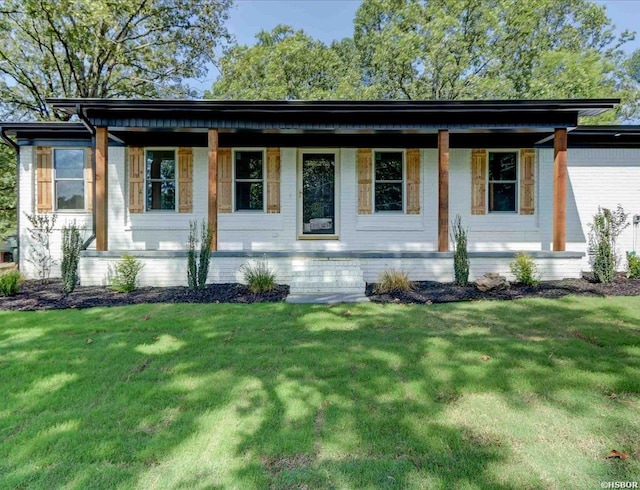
left=18, top=146, right=92, bottom=279
left=19, top=143, right=640, bottom=282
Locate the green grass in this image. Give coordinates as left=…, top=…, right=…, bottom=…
left=1, top=296, right=640, bottom=489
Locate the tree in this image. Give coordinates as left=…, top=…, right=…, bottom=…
left=0, top=144, right=16, bottom=240
left=352, top=0, right=635, bottom=115
left=208, top=25, right=372, bottom=100
left=0, top=0, right=232, bottom=120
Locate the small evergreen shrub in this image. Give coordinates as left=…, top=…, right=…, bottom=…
left=0, top=271, right=21, bottom=296
left=187, top=220, right=213, bottom=290
left=509, top=252, right=539, bottom=285
left=374, top=269, right=414, bottom=294
left=627, top=252, right=640, bottom=279
left=61, top=222, right=83, bottom=294
left=589, top=205, right=629, bottom=283
left=450, top=214, right=469, bottom=287
left=240, top=258, right=277, bottom=293
left=109, top=255, right=143, bottom=293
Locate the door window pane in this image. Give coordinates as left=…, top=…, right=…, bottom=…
left=302, top=154, right=335, bottom=235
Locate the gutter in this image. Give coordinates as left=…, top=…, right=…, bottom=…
left=0, top=126, right=20, bottom=264
left=77, top=104, right=97, bottom=250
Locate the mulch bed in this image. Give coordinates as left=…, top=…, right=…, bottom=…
left=367, top=276, right=640, bottom=304
left=0, top=280, right=289, bottom=311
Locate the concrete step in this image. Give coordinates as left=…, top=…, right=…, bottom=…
left=288, top=258, right=366, bottom=295
left=286, top=293, right=370, bottom=304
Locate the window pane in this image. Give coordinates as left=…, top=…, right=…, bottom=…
left=489, top=183, right=516, bottom=212
left=147, top=151, right=175, bottom=180
left=56, top=180, right=84, bottom=210
left=375, top=152, right=403, bottom=181
left=235, top=151, right=263, bottom=179
left=375, top=183, right=403, bottom=211
left=235, top=182, right=263, bottom=210
left=146, top=180, right=175, bottom=210
left=488, top=152, right=517, bottom=181
left=54, top=149, right=84, bottom=179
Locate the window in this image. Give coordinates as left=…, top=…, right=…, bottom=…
left=374, top=151, right=403, bottom=212
left=54, top=149, right=85, bottom=210
left=146, top=150, right=176, bottom=211
left=235, top=150, right=264, bottom=211
left=488, top=151, right=517, bottom=212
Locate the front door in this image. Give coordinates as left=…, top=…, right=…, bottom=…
left=299, top=151, right=337, bottom=237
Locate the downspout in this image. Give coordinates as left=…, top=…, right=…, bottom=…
left=0, top=126, right=20, bottom=264
left=77, top=104, right=97, bottom=250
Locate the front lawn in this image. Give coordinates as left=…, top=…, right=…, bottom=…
left=1, top=297, right=639, bottom=489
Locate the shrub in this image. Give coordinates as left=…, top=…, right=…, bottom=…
left=374, top=269, right=414, bottom=294
left=240, top=258, right=277, bottom=293
left=0, top=271, right=21, bottom=296
left=509, top=252, right=539, bottom=285
left=450, top=214, right=469, bottom=287
left=24, top=212, right=57, bottom=283
left=187, top=220, right=213, bottom=290
left=628, top=252, right=640, bottom=279
left=61, top=222, right=83, bottom=294
left=589, top=205, right=629, bottom=283
left=109, top=255, right=143, bottom=293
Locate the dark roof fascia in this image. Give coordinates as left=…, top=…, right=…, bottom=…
left=48, top=98, right=619, bottom=118
left=0, top=122, right=91, bottom=147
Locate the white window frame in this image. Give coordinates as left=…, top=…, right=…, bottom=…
left=373, top=149, right=406, bottom=213
left=53, top=147, right=86, bottom=212
left=232, top=148, right=267, bottom=213
left=144, top=148, right=178, bottom=213
left=487, top=149, right=519, bottom=214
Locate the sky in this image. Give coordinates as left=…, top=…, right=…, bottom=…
left=195, top=0, right=640, bottom=93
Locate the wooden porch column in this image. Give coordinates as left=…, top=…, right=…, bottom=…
left=553, top=128, right=567, bottom=251
left=208, top=129, right=218, bottom=251
left=95, top=127, right=108, bottom=251
left=438, top=130, right=450, bottom=252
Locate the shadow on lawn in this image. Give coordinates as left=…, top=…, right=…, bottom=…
left=1, top=297, right=639, bottom=488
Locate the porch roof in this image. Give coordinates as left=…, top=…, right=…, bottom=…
left=44, top=98, right=618, bottom=133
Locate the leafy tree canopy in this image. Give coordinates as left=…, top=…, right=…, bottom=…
left=210, top=0, right=638, bottom=121
left=208, top=25, right=374, bottom=100
left=0, top=0, right=232, bottom=120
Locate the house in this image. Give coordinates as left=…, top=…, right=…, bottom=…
left=2, top=98, right=639, bottom=295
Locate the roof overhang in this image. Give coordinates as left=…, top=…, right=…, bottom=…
left=44, top=98, right=619, bottom=133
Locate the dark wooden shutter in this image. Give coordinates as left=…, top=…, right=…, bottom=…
left=471, top=149, right=487, bottom=215
left=218, top=148, right=232, bottom=213
left=266, top=147, right=280, bottom=213
left=178, top=147, right=193, bottom=213
left=406, top=148, right=420, bottom=214
left=520, top=148, right=535, bottom=215
left=129, top=147, right=144, bottom=213
left=36, top=146, right=53, bottom=213
left=357, top=148, right=372, bottom=214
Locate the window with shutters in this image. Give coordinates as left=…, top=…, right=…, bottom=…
left=374, top=150, right=404, bottom=212
left=234, top=149, right=265, bottom=211
left=488, top=151, right=518, bottom=213
left=146, top=149, right=177, bottom=211
left=54, top=148, right=85, bottom=210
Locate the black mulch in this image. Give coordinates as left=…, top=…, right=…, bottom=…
left=0, top=280, right=289, bottom=311
left=366, top=276, right=640, bottom=304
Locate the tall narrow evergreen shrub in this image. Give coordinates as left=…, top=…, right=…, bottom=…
left=61, top=222, right=83, bottom=293
left=451, top=214, right=469, bottom=286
